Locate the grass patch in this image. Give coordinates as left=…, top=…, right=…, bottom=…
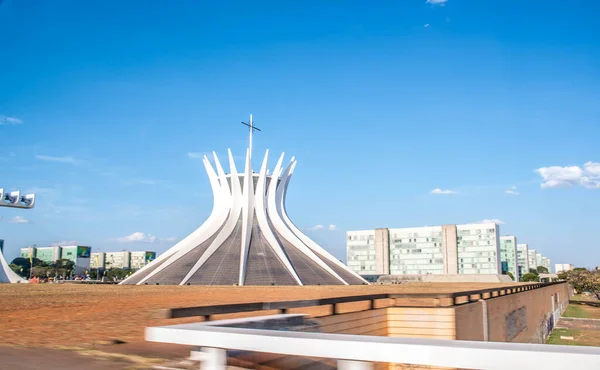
left=571, top=294, right=599, bottom=303
left=547, top=328, right=582, bottom=345
left=563, top=303, right=600, bottom=319
left=547, top=327, right=600, bottom=346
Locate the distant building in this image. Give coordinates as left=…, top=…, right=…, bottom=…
left=19, top=247, right=36, bottom=259
left=347, top=222, right=501, bottom=276
left=90, top=252, right=106, bottom=269
left=91, top=251, right=156, bottom=270
left=500, top=236, right=518, bottom=280
left=542, top=257, right=552, bottom=273
left=516, top=244, right=529, bottom=278
left=346, top=230, right=378, bottom=274
left=130, top=251, right=156, bottom=269
left=555, top=264, right=574, bottom=273
left=105, top=251, right=131, bottom=269
left=35, top=246, right=62, bottom=264
left=536, top=253, right=543, bottom=269
left=59, top=246, right=91, bottom=274
left=19, top=245, right=91, bottom=274
left=527, top=249, right=537, bottom=271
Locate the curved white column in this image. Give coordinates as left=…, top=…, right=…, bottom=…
left=180, top=149, right=244, bottom=285
left=238, top=149, right=254, bottom=285
left=212, top=151, right=231, bottom=197
left=126, top=156, right=228, bottom=285
left=279, top=161, right=368, bottom=284
left=267, top=155, right=346, bottom=284
left=0, top=249, right=26, bottom=283
left=252, top=150, right=302, bottom=285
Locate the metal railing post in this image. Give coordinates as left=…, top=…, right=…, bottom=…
left=200, top=347, right=226, bottom=370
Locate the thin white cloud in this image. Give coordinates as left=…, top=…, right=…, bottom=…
left=123, top=179, right=158, bottom=186
left=431, top=188, right=456, bottom=195
left=9, top=216, right=30, bottom=224
left=505, top=186, right=520, bottom=196
left=426, top=0, right=448, bottom=5
left=51, top=240, right=78, bottom=246
left=35, top=155, right=79, bottom=164
left=473, top=219, right=505, bottom=225
left=308, top=224, right=338, bottom=231
left=187, top=152, right=206, bottom=159
left=424, top=23, right=430, bottom=28
left=116, top=232, right=157, bottom=243
left=535, top=162, right=600, bottom=189
left=0, top=115, right=23, bottom=125
left=163, top=236, right=177, bottom=242
left=138, top=180, right=157, bottom=185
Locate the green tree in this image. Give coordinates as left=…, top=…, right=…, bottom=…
left=529, top=268, right=539, bottom=275
left=107, top=268, right=133, bottom=281
left=565, top=269, right=600, bottom=299
left=11, top=257, right=44, bottom=278
left=537, top=266, right=549, bottom=274
left=506, top=271, right=515, bottom=281
left=521, top=273, right=540, bottom=282
left=52, top=259, right=75, bottom=278
left=31, top=266, right=53, bottom=278
left=9, top=263, right=25, bottom=277
left=557, top=271, right=568, bottom=280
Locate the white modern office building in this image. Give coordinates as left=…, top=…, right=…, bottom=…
left=347, top=222, right=501, bottom=276
left=516, top=244, right=530, bottom=277
left=528, top=249, right=537, bottom=270
left=90, top=252, right=106, bottom=269
left=105, top=251, right=131, bottom=269
left=91, top=251, right=157, bottom=269
left=536, top=253, right=543, bottom=269
left=542, top=257, right=552, bottom=273
left=346, top=230, right=378, bottom=275
left=500, top=236, right=519, bottom=281
left=130, top=251, right=157, bottom=269
left=20, top=245, right=91, bottom=274
left=555, top=263, right=574, bottom=273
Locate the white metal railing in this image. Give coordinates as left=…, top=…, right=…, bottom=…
left=146, top=314, right=600, bottom=370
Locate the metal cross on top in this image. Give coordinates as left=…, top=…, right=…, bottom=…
left=241, top=114, right=261, bottom=160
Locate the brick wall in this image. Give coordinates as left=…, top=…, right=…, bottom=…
left=454, top=282, right=570, bottom=343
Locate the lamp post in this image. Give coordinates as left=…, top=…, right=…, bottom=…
left=0, top=188, right=35, bottom=208
left=1, top=187, right=36, bottom=282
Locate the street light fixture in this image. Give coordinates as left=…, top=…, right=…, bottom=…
left=0, top=188, right=35, bottom=208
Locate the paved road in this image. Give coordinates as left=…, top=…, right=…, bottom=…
left=558, top=317, right=600, bottom=330
left=0, top=346, right=134, bottom=370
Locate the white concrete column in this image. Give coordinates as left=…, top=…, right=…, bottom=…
left=200, top=347, right=226, bottom=370
left=338, top=360, right=373, bottom=369
left=480, top=299, right=489, bottom=341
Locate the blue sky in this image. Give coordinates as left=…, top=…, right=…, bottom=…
left=1, top=0, right=599, bottom=268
